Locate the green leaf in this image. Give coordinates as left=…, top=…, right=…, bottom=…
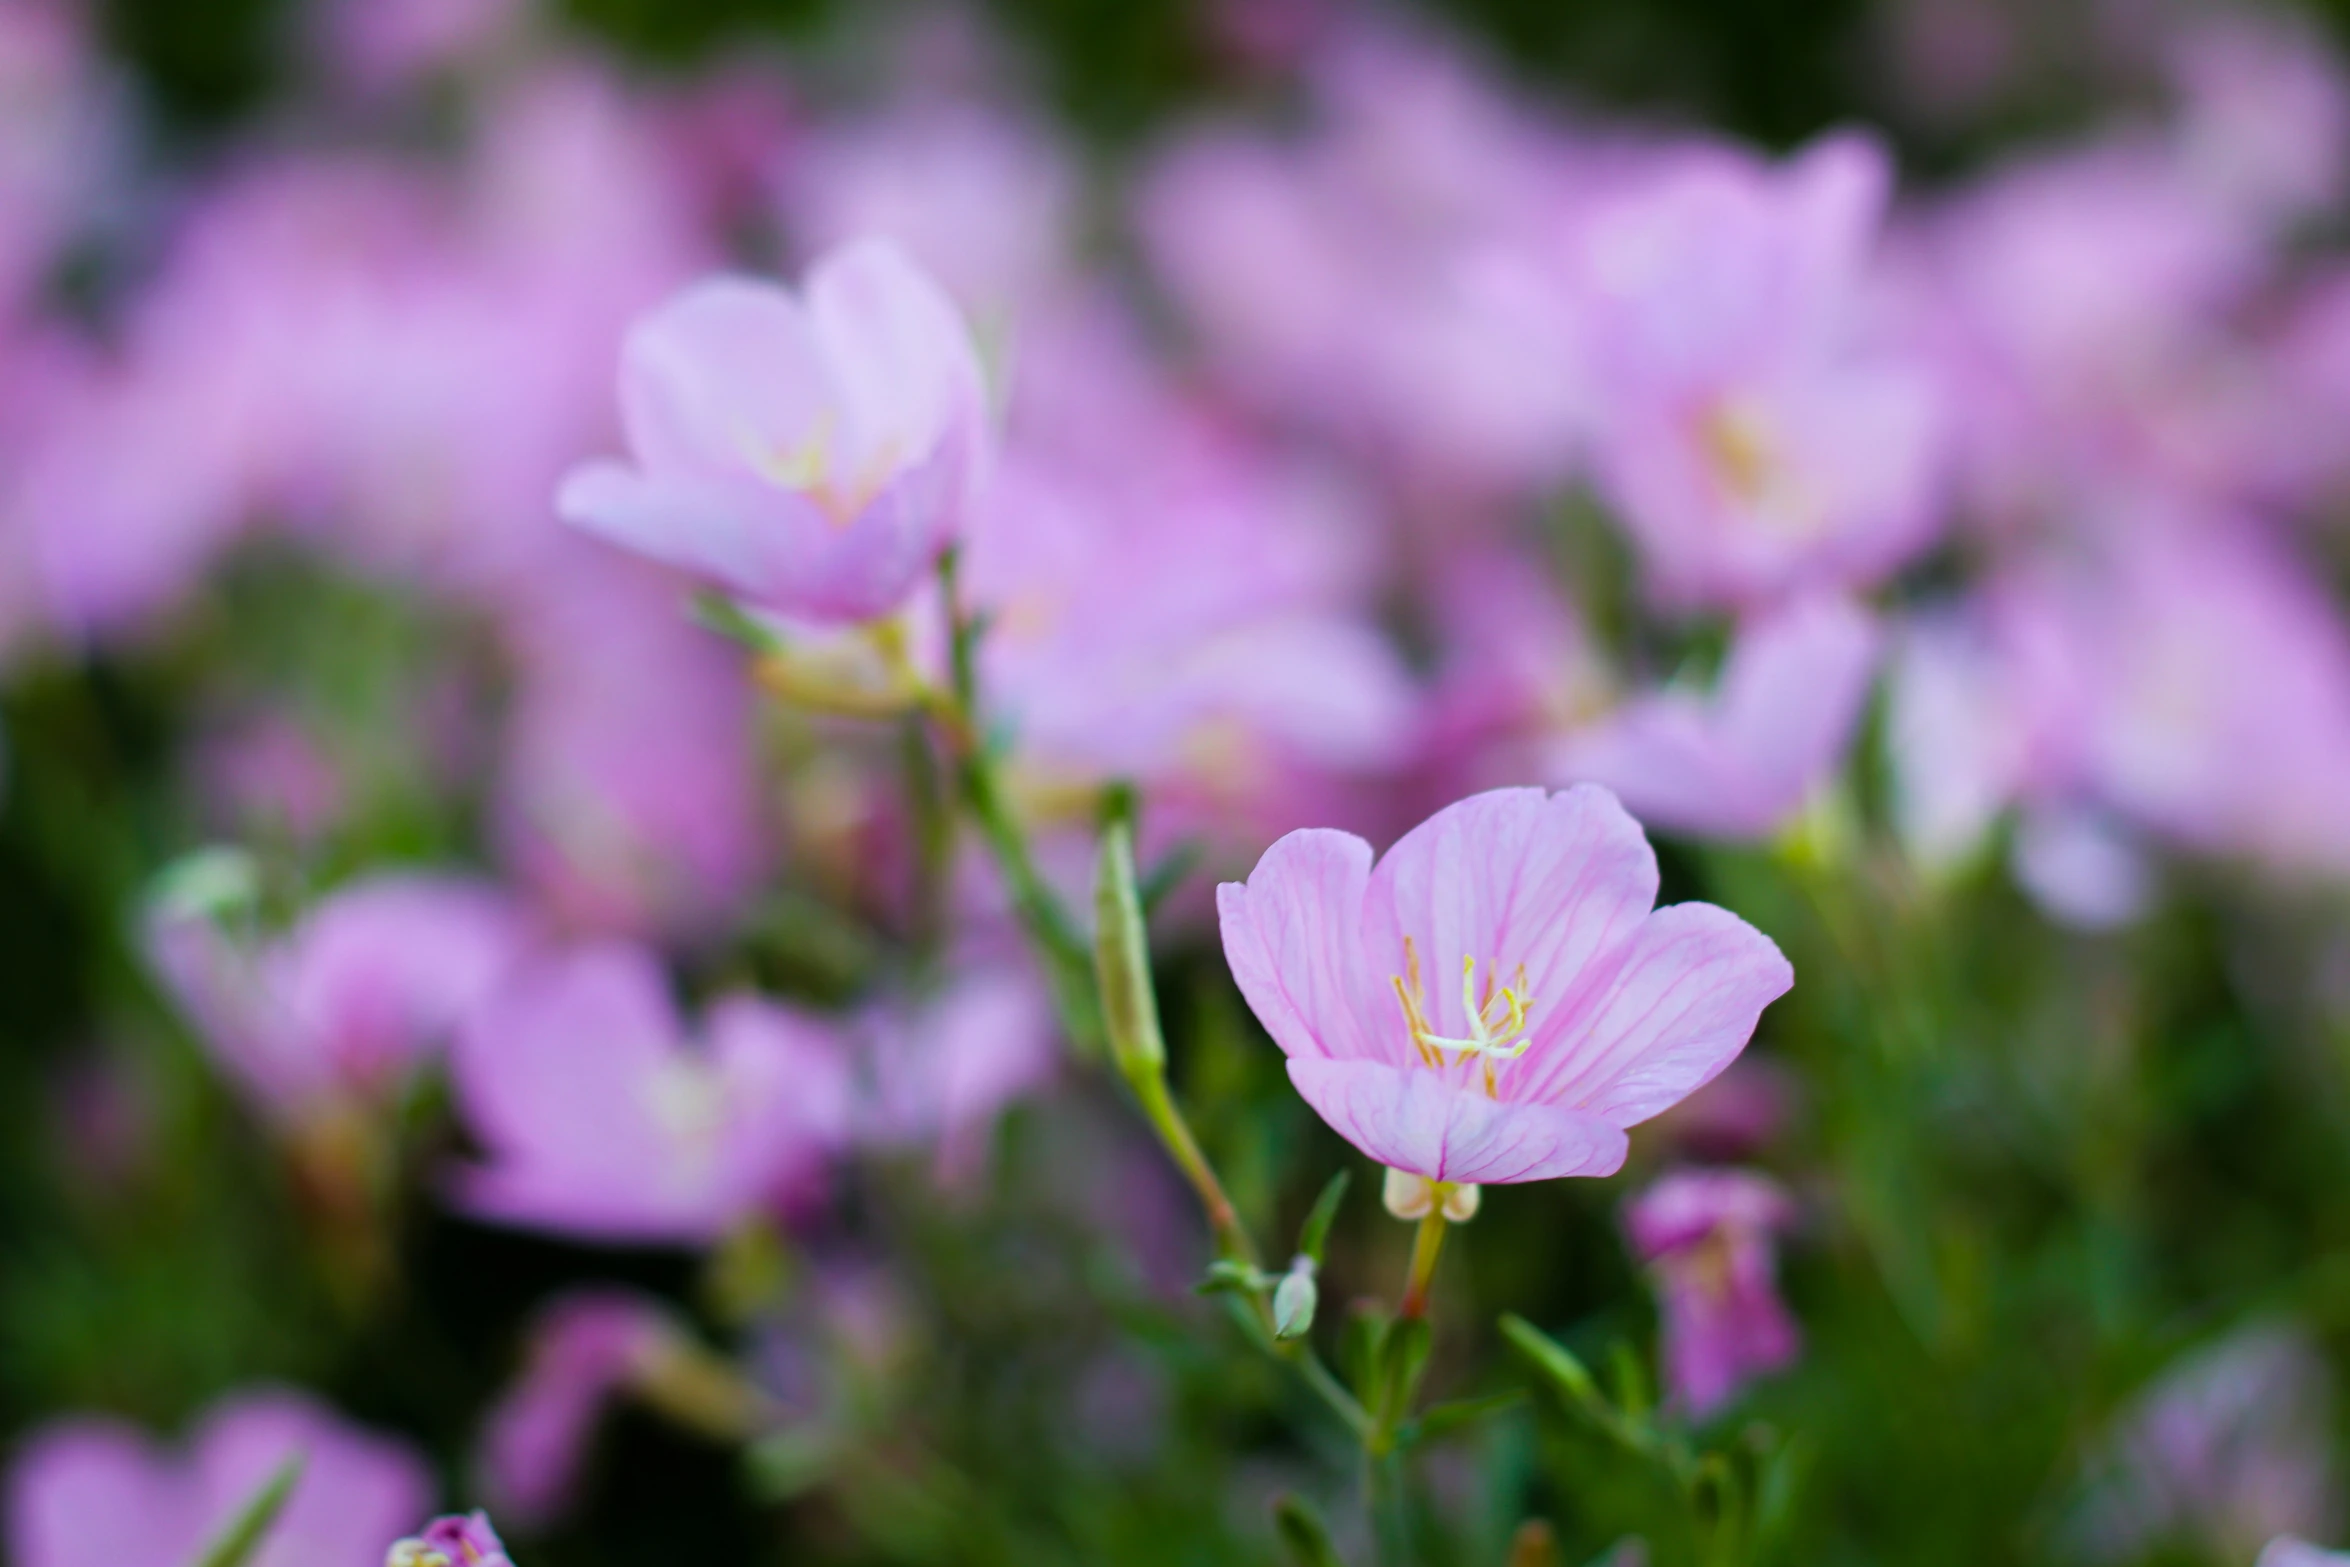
left=1297, top=1170, right=1351, bottom=1265
left=1196, top=1259, right=1270, bottom=1296
left=1500, top=1314, right=1601, bottom=1407
left=687, top=587, right=785, bottom=654
left=1272, top=1493, right=1348, bottom=1567
left=1375, top=1316, right=1433, bottom=1426
left=1342, top=1304, right=1393, bottom=1402
left=189, top=1455, right=302, bottom=1567
left=1399, top=1388, right=1528, bottom=1448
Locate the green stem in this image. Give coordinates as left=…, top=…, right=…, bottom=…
left=1131, top=1065, right=1257, bottom=1270
left=1398, top=1208, right=1450, bottom=1321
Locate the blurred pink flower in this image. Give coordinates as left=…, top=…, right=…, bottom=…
left=317, top=0, right=527, bottom=96
left=450, top=943, right=851, bottom=1244
left=780, top=100, right=1077, bottom=320
left=1577, top=132, right=1945, bottom=609
left=1625, top=1167, right=1801, bottom=1417
left=7, top=1389, right=431, bottom=1567
left=559, top=239, right=991, bottom=623
left=1135, top=27, right=1594, bottom=494
left=147, top=873, right=526, bottom=1130
left=2166, top=11, right=2349, bottom=234
left=2072, top=1323, right=2338, bottom=1563
left=2263, top=1540, right=2350, bottom=1567
left=479, top=1292, right=676, bottom=1528
left=853, top=966, right=1057, bottom=1182
left=493, top=551, right=771, bottom=940
left=385, top=1513, right=513, bottom=1567
left=2063, top=521, right=2350, bottom=880
left=1549, top=596, right=1882, bottom=841
left=0, top=0, right=117, bottom=317
left=1217, top=786, right=1791, bottom=1184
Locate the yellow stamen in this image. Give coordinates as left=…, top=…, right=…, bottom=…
left=1388, top=946, right=1536, bottom=1098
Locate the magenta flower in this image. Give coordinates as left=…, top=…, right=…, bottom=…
left=1625, top=1168, right=1801, bottom=1417
left=7, top=1389, right=431, bottom=1567
left=1549, top=596, right=1881, bottom=841
left=146, top=872, right=526, bottom=1131
left=852, top=967, right=1058, bottom=1184
left=478, top=1293, right=675, bottom=1528
left=385, top=1514, right=512, bottom=1567
left=558, top=238, right=990, bottom=624
left=449, top=942, right=851, bottom=1244
left=1217, top=786, right=1791, bottom=1185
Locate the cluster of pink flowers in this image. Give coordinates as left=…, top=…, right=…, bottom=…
left=9, top=0, right=2350, bottom=1550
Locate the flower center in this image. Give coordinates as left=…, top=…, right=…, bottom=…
left=1389, top=936, right=1534, bottom=1098
left=750, top=412, right=900, bottom=528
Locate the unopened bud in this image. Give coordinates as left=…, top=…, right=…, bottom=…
left=1272, top=1258, right=1319, bottom=1340
left=1092, top=820, right=1166, bottom=1084
left=1382, top=1168, right=1481, bottom=1223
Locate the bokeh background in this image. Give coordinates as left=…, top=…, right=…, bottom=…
left=12, top=0, right=2350, bottom=1564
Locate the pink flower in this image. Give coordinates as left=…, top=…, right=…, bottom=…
left=558, top=239, right=990, bottom=624
left=1217, top=786, right=1792, bottom=1184
left=2262, top=1540, right=2350, bottom=1567
left=852, top=967, right=1057, bottom=1183
left=7, top=1389, right=431, bottom=1567
left=146, top=873, right=526, bottom=1130
left=478, top=1293, right=676, bottom=1528
left=385, top=1513, right=512, bottom=1567
left=1577, top=133, right=1945, bottom=610
left=2071, top=1323, right=2338, bottom=1563
left=1624, top=1168, right=1801, bottom=1417
left=449, top=942, right=851, bottom=1244
left=1548, top=596, right=1882, bottom=841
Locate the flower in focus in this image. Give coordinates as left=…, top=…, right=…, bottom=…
left=450, top=942, right=851, bottom=1243
left=146, top=871, right=526, bottom=1133
left=1577, top=132, right=1945, bottom=611
left=6, top=1390, right=431, bottom=1567
left=1624, top=1167, right=1801, bottom=1417
left=1550, top=596, right=1882, bottom=842
left=1217, top=786, right=1792, bottom=1185
left=558, top=238, right=991, bottom=623
left=385, top=1513, right=513, bottom=1567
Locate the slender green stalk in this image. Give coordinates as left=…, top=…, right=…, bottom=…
left=1398, top=1209, right=1450, bottom=1321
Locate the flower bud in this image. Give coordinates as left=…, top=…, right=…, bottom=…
left=1092, top=820, right=1166, bottom=1085
left=1272, top=1258, right=1319, bottom=1340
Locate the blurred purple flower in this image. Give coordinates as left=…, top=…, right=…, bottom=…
left=385, top=1513, right=513, bottom=1567
left=559, top=239, right=991, bottom=624
left=7, top=1389, right=431, bottom=1567
left=2071, top=1323, right=2339, bottom=1563
left=478, top=1292, right=674, bottom=1529
left=493, top=551, right=771, bottom=940
left=852, top=966, right=1057, bottom=1183
left=147, top=872, right=526, bottom=1131
left=1576, top=132, right=1945, bottom=610
left=1218, top=786, right=1791, bottom=1185
left=1550, top=596, right=1882, bottom=841
left=1625, top=1167, right=1800, bottom=1417
left=450, top=942, right=851, bottom=1244
left=2262, top=1540, right=2350, bottom=1567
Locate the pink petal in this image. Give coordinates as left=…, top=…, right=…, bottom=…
left=1287, top=1058, right=1627, bottom=1184
left=1217, top=828, right=1381, bottom=1063
left=1519, top=902, right=1792, bottom=1125
left=1364, top=785, right=1660, bottom=1051
left=804, top=237, right=988, bottom=486
left=6, top=1421, right=202, bottom=1567
left=616, top=275, right=828, bottom=482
